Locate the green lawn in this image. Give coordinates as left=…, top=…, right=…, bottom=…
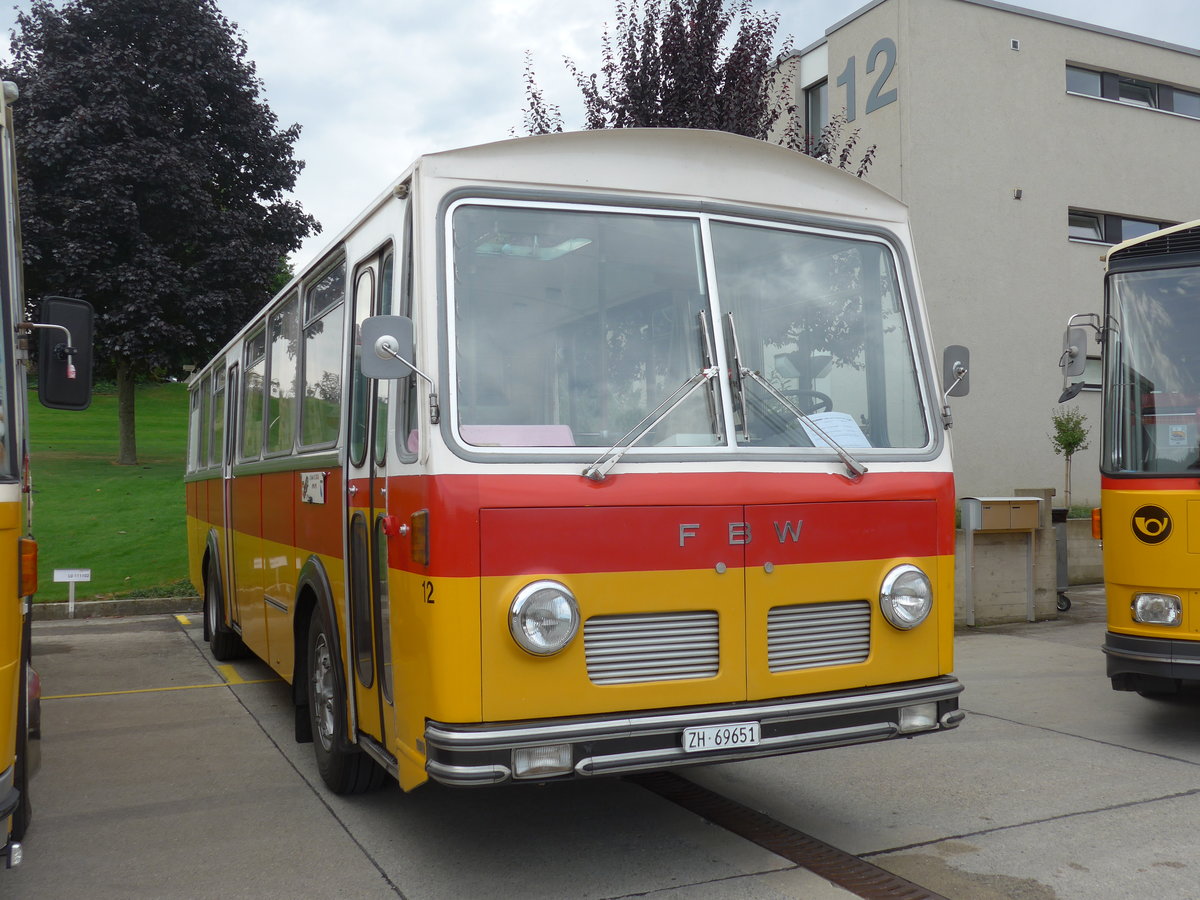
left=28, top=383, right=193, bottom=602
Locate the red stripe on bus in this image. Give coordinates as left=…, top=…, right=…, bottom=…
left=1101, top=475, right=1200, bottom=492
left=479, top=500, right=938, bottom=576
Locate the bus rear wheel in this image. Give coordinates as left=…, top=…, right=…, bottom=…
left=204, top=563, right=244, bottom=662
left=306, top=609, right=385, bottom=794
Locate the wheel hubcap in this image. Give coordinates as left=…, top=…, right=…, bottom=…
left=311, top=631, right=336, bottom=752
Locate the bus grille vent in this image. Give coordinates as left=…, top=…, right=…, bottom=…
left=767, top=601, right=871, bottom=672
left=584, top=611, right=719, bottom=685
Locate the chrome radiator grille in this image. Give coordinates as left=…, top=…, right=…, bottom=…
left=767, top=601, right=871, bottom=672
left=584, top=611, right=719, bottom=685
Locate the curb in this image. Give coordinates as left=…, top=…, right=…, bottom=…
left=32, top=595, right=203, bottom=620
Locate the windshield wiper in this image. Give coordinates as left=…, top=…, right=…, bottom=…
left=724, top=313, right=868, bottom=481
left=582, top=365, right=720, bottom=482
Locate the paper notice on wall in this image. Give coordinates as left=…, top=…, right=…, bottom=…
left=801, top=411, right=873, bottom=448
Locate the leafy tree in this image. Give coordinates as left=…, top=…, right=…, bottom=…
left=5, top=0, right=319, bottom=463
left=1050, top=406, right=1090, bottom=510
left=521, top=0, right=875, bottom=175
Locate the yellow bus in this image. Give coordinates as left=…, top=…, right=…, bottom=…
left=186, top=129, right=966, bottom=794
left=1065, top=221, right=1200, bottom=696
left=0, top=81, right=92, bottom=867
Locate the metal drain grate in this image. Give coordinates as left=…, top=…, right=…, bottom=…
left=628, top=771, right=948, bottom=900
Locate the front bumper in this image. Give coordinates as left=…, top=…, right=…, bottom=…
left=426, top=676, right=964, bottom=786
left=1104, top=631, right=1200, bottom=688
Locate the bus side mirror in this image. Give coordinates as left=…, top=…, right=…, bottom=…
left=38, top=296, right=93, bottom=411
left=1058, top=326, right=1088, bottom=402
left=1061, top=327, right=1088, bottom=377
left=360, top=315, right=415, bottom=379
left=942, top=345, right=969, bottom=398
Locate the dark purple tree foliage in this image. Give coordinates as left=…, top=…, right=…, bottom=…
left=522, top=0, right=875, bottom=175
left=5, top=0, right=318, bottom=463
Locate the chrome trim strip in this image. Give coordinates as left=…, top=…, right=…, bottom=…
left=425, top=677, right=962, bottom=750
left=357, top=732, right=398, bottom=779
left=575, top=722, right=898, bottom=776
left=263, top=594, right=289, bottom=614
left=1102, top=645, right=1200, bottom=667
left=426, top=761, right=512, bottom=786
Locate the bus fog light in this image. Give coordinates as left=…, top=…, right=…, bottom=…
left=510, top=581, right=580, bottom=655
left=880, top=565, right=932, bottom=630
left=1132, top=593, right=1181, bottom=626
left=899, top=703, right=938, bottom=733
left=513, top=744, right=573, bottom=779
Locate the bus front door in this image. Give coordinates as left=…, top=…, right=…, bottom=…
left=345, top=260, right=395, bottom=762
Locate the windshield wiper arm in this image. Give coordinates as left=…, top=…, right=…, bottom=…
left=582, top=365, right=720, bottom=482
left=724, top=312, right=867, bottom=481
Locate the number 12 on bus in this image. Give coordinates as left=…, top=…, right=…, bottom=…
left=185, top=129, right=967, bottom=795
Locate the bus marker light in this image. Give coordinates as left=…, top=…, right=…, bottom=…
left=1132, top=593, right=1181, bottom=626
left=18, top=537, right=37, bottom=598
left=899, top=703, right=938, bottom=733
left=513, top=744, right=572, bottom=779
left=1091, top=507, right=1102, bottom=540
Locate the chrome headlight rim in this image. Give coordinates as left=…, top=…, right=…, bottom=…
left=880, top=564, right=933, bottom=630
left=509, top=580, right=580, bottom=656
left=1131, top=592, right=1182, bottom=627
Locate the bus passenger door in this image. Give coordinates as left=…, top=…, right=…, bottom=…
left=221, top=364, right=244, bottom=632
left=345, top=256, right=394, bottom=760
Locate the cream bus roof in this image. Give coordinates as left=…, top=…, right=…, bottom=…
left=1107, top=218, right=1200, bottom=263
left=413, top=128, right=908, bottom=225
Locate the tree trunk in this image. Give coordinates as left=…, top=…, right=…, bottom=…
left=117, top=358, right=138, bottom=465
left=1064, top=455, right=1072, bottom=511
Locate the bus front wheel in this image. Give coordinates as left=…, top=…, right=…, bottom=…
left=305, top=609, right=384, bottom=794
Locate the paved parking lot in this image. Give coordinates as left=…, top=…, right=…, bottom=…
left=6, top=585, right=1200, bottom=899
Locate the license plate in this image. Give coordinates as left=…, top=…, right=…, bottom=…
left=682, top=722, right=761, bottom=753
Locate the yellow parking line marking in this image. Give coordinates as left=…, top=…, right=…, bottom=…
left=216, top=664, right=249, bottom=685
left=45, top=675, right=281, bottom=700
left=175, top=614, right=193, bottom=626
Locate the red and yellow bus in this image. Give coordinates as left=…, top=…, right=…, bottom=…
left=0, top=80, right=92, bottom=867
left=1065, top=221, right=1200, bottom=695
left=186, top=128, right=965, bottom=794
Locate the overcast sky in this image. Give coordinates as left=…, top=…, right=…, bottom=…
left=4, top=0, right=1200, bottom=269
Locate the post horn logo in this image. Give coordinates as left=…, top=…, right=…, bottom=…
left=1131, top=505, right=1172, bottom=544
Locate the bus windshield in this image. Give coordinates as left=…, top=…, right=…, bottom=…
left=450, top=203, right=928, bottom=453
left=1105, top=265, right=1200, bottom=473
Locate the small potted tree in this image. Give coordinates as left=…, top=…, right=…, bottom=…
left=1050, top=406, right=1090, bottom=511
left=1049, top=407, right=1090, bottom=611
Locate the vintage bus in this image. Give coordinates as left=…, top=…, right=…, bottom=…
left=1063, top=220, right=1200, bottom=695
left=0, top=80, right=92, bottom=867
left=185, top=128, right=966, bottom=794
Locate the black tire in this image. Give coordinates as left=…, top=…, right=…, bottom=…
left=305, top=609, right=385, bottom=794
left=10, top=669, right=31, bottom=842
left=1056, top=593, right=1071, bottom=612
left=205, top=562, right=245, bottom=662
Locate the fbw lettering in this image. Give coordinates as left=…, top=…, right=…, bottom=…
left=678, top=521, right=804, bottom=547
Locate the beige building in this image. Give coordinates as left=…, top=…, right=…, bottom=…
left=785, top=0, right=1200, bottom=508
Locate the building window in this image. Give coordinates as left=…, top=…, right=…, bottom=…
left=1068, top=208, right=1173, bottom=244
left=1173, top=88, right=1200, bottom=118
left=1067, top=65, right=1200, bottom=119
left=804, top=79, right=828, bottom=150
left=1117, top=76, right=1157, bottom=108
left=1066, top=66, right=1100, bottom=97
left=1068, top=211, right=1103, bottom=241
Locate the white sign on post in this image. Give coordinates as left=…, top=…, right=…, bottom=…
left=53, top=568, right=92, bottom=618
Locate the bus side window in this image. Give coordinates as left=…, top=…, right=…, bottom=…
left=241, top=329, right=267, bottom=461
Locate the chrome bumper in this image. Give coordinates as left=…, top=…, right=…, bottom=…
left=426, top=676, right=964, bottom=787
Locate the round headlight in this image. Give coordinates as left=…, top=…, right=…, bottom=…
left=880, top=564, right=932, bottom=630
left=509, top=581, right=580, bottom=656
